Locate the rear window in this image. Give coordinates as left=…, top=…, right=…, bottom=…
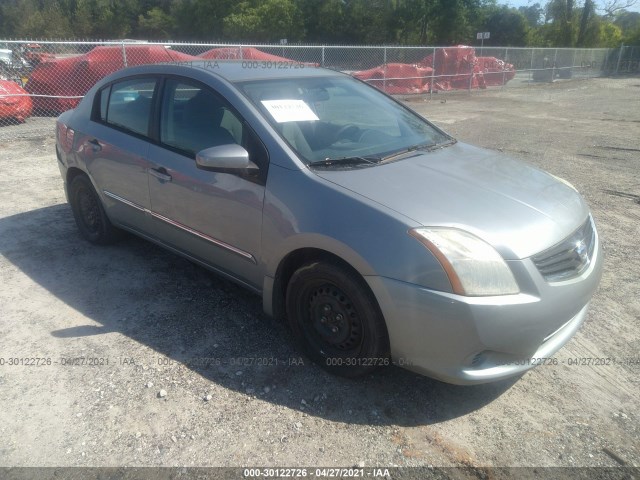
left=95, top=78, right=157, bottom=137
left=98, top=86, right=110, bottom=122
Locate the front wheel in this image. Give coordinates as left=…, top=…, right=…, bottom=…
left=286, top=261, right=390, bottom=377
left=69, top=174, right=121, bottom=245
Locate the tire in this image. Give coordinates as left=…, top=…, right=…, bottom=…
left=286, top=261, right=390, bottom=377
left=68, top=174, right=121, bottom=245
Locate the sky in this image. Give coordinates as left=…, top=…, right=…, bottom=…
left=503, top=0, right=640, bottom=13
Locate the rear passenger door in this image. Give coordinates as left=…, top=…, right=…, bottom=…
left=146, top=77, right=269, bottom=289
left=82, top=77, right=157, bottom=233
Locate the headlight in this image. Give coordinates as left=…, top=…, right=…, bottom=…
left=409, top=227, right=519, bottom=296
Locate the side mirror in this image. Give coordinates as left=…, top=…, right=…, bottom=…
left=196, top=144, right=257, bottom=171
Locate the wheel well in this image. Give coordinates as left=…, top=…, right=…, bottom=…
left=272, top=248, right=370, bottom=321
left=66, top=166, right=86, bottom=186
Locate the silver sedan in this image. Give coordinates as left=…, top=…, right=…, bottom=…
left=55, top=62, right=603, bottom=384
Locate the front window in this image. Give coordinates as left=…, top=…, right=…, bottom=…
left=237, top=75, right=452, bottom=165
left=158, top=79, right=269, bottom=173
left=160, top=79, right=243, bottom=155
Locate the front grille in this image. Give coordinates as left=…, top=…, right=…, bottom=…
left=533, top=216, right=596, bottom=282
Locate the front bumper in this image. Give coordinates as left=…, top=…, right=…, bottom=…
left=365, top=230, right=603, bottom=385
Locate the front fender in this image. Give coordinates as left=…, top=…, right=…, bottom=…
left=260, top=164, right=454, bottom=315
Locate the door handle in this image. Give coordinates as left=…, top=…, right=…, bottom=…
left=88, top=138, right=102, bottom=152
left=149, top=167, right=172, bottom=182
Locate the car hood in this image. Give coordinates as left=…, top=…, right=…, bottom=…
left=312, top=142, right=589, bottom=260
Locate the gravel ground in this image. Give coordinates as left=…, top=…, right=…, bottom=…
left=0, top=77, right=638, bottom=474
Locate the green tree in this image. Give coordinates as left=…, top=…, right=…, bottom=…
left=223, top=0, right=304, bottom=42
left=429, top=0, right=483, bottom=45
left=0, top=0, right=39, bottom=37
left=518, top=2, right=544, bottom=27
left=540, top=0, right=578, bottom=46
left=481, top=6, right=529, bottom=46
left=613, top=10, right=640, bottom=35
left=623, top=26, right=640, bottom=44
left=71, top=0, right=135, bottom=39
left=111, top=0, right=142, bottom=38
left=577, top=0, right=596, bottom=46
left=138, top=6, right=175, bottom=39
left=341, top=0, right=395, bottom=44
left=597, top=20, right=623, bottom=45
left=0, top=0, right=631, bottom=47
left=35, top=2, right=74, bottom=37
left=300, top=0, right=350, bottom=43
left=1, top=0, right=74, bottom=38
left=386, top=0, right=438, bottom=45
left=170, top=0, right=235, bottom=40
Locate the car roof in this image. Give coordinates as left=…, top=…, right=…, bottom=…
left=120, top=60, right=344, bottom=83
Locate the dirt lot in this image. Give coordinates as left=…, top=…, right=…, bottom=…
left=0, top=77, right=638, bottom=473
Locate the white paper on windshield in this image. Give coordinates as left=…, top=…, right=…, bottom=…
left=261, top=99, right=319, bottom=123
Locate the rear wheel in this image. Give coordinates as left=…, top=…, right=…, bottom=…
left=69, top=174, right=121, bottom=244
left=286, top=261, right=390, bottom=377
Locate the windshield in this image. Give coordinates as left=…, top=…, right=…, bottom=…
left=236, top=75, right=452, bottom=164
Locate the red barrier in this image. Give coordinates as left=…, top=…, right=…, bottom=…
left=475, top=56, right=516, bottom=86
left=26, top=45, right=200, bottom=113
left=354, top=46, right=515, bottom=94
left=198, top=47, right=318, bottom=67
left=199, top=47, right=295, bottom=62
left=352, top=63, right=434, bottom=94
left=0, top=80, right=33, bottom=123
left=419, top=45, right=476, bottom=90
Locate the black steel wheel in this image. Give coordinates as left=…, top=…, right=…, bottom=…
left=69, top=174, right=121, bottom=245
left=286, top=261, right=390, bottom=377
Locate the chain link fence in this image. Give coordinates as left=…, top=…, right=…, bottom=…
left=0, top=40, right=638, bottom=136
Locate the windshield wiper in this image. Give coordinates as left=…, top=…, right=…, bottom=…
left=307, top=156, right=380, bottom=168
left=380, top=139, right=457, bottom=162
left=307, top=140, right=457, bottom=168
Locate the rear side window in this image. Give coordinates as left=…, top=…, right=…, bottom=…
left=96, top=78, right=157, bottom=137
left=98, top=86, right=109, bottom=122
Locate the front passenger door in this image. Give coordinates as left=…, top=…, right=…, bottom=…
left=146, top=78, right=268, bottom=289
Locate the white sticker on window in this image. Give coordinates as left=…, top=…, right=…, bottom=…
left=261, top=99, right=319, bottom=123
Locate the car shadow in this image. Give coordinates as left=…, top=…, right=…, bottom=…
left=0, top=204, right=518, bottom=427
